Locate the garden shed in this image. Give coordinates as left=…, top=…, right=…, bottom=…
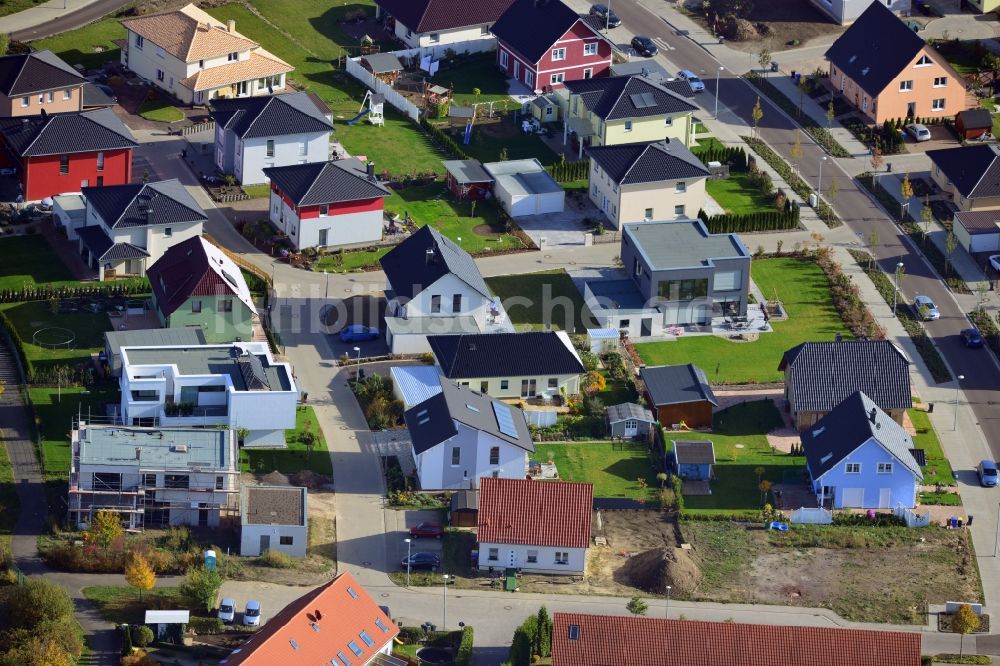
left=483, top=159, right=565, bottom=217
left=606, top=402, right=656, bottom=439
left=144, top=610, right=189, bottom=641
left=449, top=488, right=478, bottom=527
left=587, top=327, right=620, bottom=354
left=360, top=53, right=404, bottom=85
left=531, top=94, right=560, bottom=123
left=443, top=159, right=494, bottom=201
left=672, top=440, right=715, bottom=480
left=955, top=109, right=992, bottom=140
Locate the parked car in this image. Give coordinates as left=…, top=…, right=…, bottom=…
left=913, top=294, right=940, bottom=321
left=218, top=597, right=236, bottom=624
left=631, top=36, right=658, bottom=58
left=978, top=459, right=999, bottom=487
left=677, top=69, right=705, bottom=93
left=339, top=325, right=380, bottom=342
left=401, top=552, right=441, bottom=571
left=905, top=123, right=931, bottom=142
left=961, top=328, right=984, bottom=348
left=243, top=600, right=261, bottom=626
left=409, top=521, right=444, bottom=539
left=989, top=254, right=1000, bottom=273
left=589, top=3, right=621, bottom=27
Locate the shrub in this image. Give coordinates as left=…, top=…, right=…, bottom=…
left=131, top=625, right=154, bottom=648
left=455, top=626, right=474, bottom=666
left=546, top=160, right=588, bottom=182
left=121, top=649, right=160, bottom=666
left=188, top=616, right=224, bottom=635
left=258, top=550, right=293, bottom=568
left=397, top=626, right=425, bottom=644
left=831, top=512, right=905, bottom=527
left=180, top=567, right=224, bottom=613
left=1, top=578, right=75, bottom=630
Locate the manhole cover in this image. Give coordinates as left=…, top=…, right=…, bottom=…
left=380, top=593, right=390, bottom=598
left=504, top=606, right=513, bottom=610
left=544, top=254, right=552, bottom=258
left=569, top=261, right=576, bottom=265
left=362, top=561, right=371, bottom=566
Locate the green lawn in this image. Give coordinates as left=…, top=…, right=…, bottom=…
left=980, top=98, right=1000, bottom=138
left=595, top=370, right=638, bottom=407
left=933, top=40, right=982, bottom=76
left=486, top=270, right=593, bottom=334
left=240, top=405, right=332, bottom=476
left=242, top=184, right=272, bottom=199
left=705, top=172, right=777, bottom=215
left=246, top=0, right=385, bottom=59
left=32, top=16, right=125, bottom=71
left=0, top=300, right=111, bottom=374
left=29, top=385, right=119, bottom=479
left=636, top=257, right=853, bottom=384
left=456, top=122, right=560, bottom=166
left=540, top=442, right=659, bottom=501
left=137, top=98, right=185, bottom=123
left=909, top=408, right=955, bottom=486
left=693, top=136, right=725, bottom=153
left=430, top=53, right=511, bottom=104
left=0, top=236, right=77, bottom=291
left=82, top=586, right=186, bottom=625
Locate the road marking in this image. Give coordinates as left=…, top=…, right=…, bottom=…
left=654, top=37, right=674, bottom=51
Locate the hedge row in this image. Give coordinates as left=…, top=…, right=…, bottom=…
left=697, top=206, right=799, bottom=233
left=848, top=248, right=953, bottom=384
left=744, top=73, right=852, bottom=158
left=692, top=145, right=748, bottom=170
left=0, top=277, right=149, bottom=304
left=420, top=117, right=470, bottom=160
left=742, top=135, right=842, bottom=229
left=455, top=626, right=474, bottom=666
left=0, top=309, right=32, bottom=380
left=547, top=160, right=588, bottom=183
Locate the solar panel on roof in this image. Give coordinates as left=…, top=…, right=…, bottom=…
left=492, top=402, right=519, bottom=438
left=238, top=354, right=270, bottom=391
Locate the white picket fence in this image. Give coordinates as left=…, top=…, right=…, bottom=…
left=344, top=57, right=422, bottom=121
left=789, top=507, right=832, bottom=524
left=523, top=409, right=558, bottom=428
left=894, top=504, right=931, bottom=528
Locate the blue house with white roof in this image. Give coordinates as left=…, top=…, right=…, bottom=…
left=801, top=391, right=923, bottom=510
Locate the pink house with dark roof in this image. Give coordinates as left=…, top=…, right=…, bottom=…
left=374, top=0, right=515, bottom=53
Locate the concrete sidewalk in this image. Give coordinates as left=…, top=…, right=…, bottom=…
left=4, top=0, right=104, bottom=35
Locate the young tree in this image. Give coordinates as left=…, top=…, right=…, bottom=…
left=920, top=195, right=933, bottom=246
left=870, top=141, right=884, bottom=172
left=583, top=370, right=606, bottom=396
left=826, top=100, right=835, bottom=129
left=899, top=172, right=914, bottom=220
left=797, top=75, right=809, bottom=117
left=867, top=230, right=880, bottom=270
left=789, top=131, right=803, bottom=176
left=757, top=47, right=771, bottom=75
left=758, top=479, right=773, bottom=505
left=946, top=231, right=958, bottom=276
left=894, top=263, right=906, bottom=314
left=508, top=626, right=532, bottom=666
left=952, top=603, right=979, bottom=658
left=751, top=96, right=763, bottom=139
left=180, top=566, right=224, bottom=613
left=976, top=281, right=989, bottom=312
left=2, top=579, right=75, bottom=631
left=84, top=509, right=124, bottom=557
left=656, top=472, right=669, bottom=488
left=125, top=553, right=156, bottom=601
left=826, top=178, right=840, bottom=224
left=626, top=596, right=649, bottom=615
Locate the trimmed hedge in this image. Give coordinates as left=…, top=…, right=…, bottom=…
left=744, top=73, right=851, bottom=158
left=0, top=309, right=32, bottom=380
left=547, top=160, right=588, bottom=183
left=0, top=277, right=149, bottom=304
left=692, top=144, right=748, bottom=170
left=697, top=203, right=799, bottom=233
left=455, top=626, right=474, bottom=666
left=420, top=117, right=470, bottom=160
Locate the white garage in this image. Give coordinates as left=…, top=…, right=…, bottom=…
left=954, top=210, right=1000, bottom=254
left=483, top=158, right=565, bottom=218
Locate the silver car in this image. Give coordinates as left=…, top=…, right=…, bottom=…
left=913, top=294, right=940, bottom=320
left=905, top=123, right=931, bottom=142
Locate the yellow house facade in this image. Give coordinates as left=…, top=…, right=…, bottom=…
left=928, top=144, right=1000, bottom=213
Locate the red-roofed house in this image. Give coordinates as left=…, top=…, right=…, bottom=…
left=551, top=613, right=923, bottom=666
left=220, top=571, right=402, bottom=666
left=374, top=0, right=515, bottom=53
left=477, top=477, right=592, bottom=574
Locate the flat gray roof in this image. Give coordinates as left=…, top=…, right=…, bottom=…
left=482, top=158, right=545, bottom=177
left=79, top=426, right=231, bottom=469
left=625, top=219, right=748, bottom=270
left=384, top=315, right=480, bottom=335
left=442, top=159, right=493, bottom=185
left=105, top=328, right=206, bottom=358
left=242, top=485, right=306, bottom=526
left=587, top=278, right=656, bottom=312
left=507, top=171, right=563, bottom=196
left=122, top=346, right=291, bottom=392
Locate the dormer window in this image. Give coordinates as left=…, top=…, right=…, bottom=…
left=916, top=54, right=932, bottom=66
left=228, top=52, right=239, bottom=61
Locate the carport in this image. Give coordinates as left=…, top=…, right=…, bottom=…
left=483, top=159, right=564, bottom=218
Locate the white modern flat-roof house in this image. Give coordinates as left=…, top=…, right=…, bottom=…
left=68, top=424, right=239, bottom=530
left=118, top=341, right=298, bottom=448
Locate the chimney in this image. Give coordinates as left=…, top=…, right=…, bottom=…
left=315, top=610, right=323, bottom=620
left=868, top=407, right=877, bottom=424
left=40, top=108, right=47, bottom=119
left=146, top=207, right=154, bottom=223
left=366, top=161, right=375, bottom=180
left=425, top=246, right=436, bottom=265
left=227, top=19, right=236, bottom=33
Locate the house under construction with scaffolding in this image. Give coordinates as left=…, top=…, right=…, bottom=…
left=68, top=423, right=240, bottom=530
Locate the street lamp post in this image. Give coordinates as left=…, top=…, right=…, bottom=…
left=892, top=261, right=904, bottom=314
left=665, top=585, right=672, bottom=619
left=353, top=345, right=361, bottom=381
left=442, top=575, right=450, bottom=630
left=953, top=374, right=965, bottom=430
left=605, top=0, right=612, bottom=32
left=817, top=155, right=827, bottom=194
left=324, top=270, right=329, bottom=300
left=714, top=67, right=724, bottom=120
left=404, top=538, right=412, bottom=587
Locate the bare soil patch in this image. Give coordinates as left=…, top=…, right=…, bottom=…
left=472, top=223, right=501, bottom=237
left=680, top=0, right=847, bottom=53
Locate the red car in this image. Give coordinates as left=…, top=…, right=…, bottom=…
left=409, top=521, right=444, bottom=539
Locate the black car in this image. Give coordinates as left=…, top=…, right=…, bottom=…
left=589, top=3, right=621, bottom=28
left=631, top=35, right=658, bottom=57
left=401, top=552, right=441, bottom=571
left=961, top=327, right=984, bottom=348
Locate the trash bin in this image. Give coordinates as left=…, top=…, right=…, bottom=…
left=928, top=402, right=934, bottom=413
left=809, top=193, right=818, bottom=208
left=771, top=62, right=779, bottom=73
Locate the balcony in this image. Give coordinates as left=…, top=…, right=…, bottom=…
left=159, top=402, right=228, bottom=427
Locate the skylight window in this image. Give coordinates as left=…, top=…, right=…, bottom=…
left=348, top=640, right=363, bottom=657
left=466, top=403, right=481, bottom=413
left=375, top=618, right=389, bottom=632
left=568, top=624, right=581, bottom=640
left=347, top=586, right=358, bottom=599
left=337, top=651, right=352, bottom=666
left=289, top=639, right=300, bottom=650
left=359, top=630, right=374, bottom=647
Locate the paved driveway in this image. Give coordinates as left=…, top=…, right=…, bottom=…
left=514, top=195, right=604, bottom=247
left=900, top=124, right=961, bottom=155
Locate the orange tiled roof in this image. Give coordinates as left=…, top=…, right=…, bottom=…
left=477, top=477, right=592, bottom=549
left=180, top=51, right=292, bottom=92
left=122, top=3, right=259, bottom=62
left=551, top=613, right=923, bottom=666
left=220, top=571, right=398, bottom=666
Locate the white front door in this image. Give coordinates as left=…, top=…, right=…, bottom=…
left=878, top=488, right=891, bottom=509
left=841, top=488, right=864, bottom=508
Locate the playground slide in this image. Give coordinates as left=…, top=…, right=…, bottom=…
left=347, top=108, right=370, bottom=125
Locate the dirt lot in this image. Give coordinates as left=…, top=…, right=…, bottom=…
left=680, top=0, right=847, bottom=53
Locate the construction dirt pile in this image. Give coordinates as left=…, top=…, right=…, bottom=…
left=619, top=545, right=702, bottom=596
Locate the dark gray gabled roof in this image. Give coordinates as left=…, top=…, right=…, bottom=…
left=801, top=391, right=922, bottom=480
left=565, top=75, right=697, bottom=121
left=586, top=139, right=709, bottom=186
left=0, top=50, right=85, bottom=96
left=361, top=52, right=404, bottom=74
left=428, top=331, right=584, bottom=379
left=491, top=0, right=601, bottom=63
left=451, top=488, right=479, bottom=511
left=957, top=108, right=993, bottom=130
left=81, top=82, right=116, bottom=109
left=0, top=107, right=136, bottom=157
left=606, top=402, right=655, bottom=424
left=405, top=382, right=534, bottom=454
left=954, top=210, right=1000, bottom=235
left=263, top=158, right=391, bottom=206
left=673, top=440, right=715, bottom=465
left=824, top=1, right=928, bottom=98
left=380, top=225, right=490, bottom=301
left=640, top=364, right=717, bottom=407
left=375, top=0, right=515, bottom=32
left=210, top=92, right=333, bottom=140
left=926, top=145, right=1000, bottom=199
left=779, top=340, right=912, bottom=414
left=82, top=179, right=207, bottom=230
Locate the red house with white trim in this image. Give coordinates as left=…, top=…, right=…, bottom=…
left=263, top=158, right=392, bottom=250
left=0, top=108, right=136, bottom=201
left=491, top=0, right=612, bottom=94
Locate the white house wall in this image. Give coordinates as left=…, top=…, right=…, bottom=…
left=453, top=373, right=581, bottom=398
left=393, top=22, right=496, bottom=54
left=124, top=30, right=192, bottom=102
left=403, top=273, right=491, bottom=327
left=240, top=523, right=308, bottom=556
left=413, top=423, right=528, bottom=490
left=477, top=543, right=587, bottom=574
left=238, top=132, right=330, bottom=185
left=268, top=190, right=382, bottom=250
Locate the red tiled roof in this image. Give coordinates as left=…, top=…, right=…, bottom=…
left=477, top=478, right=592, bottom=549
left=375, top=0, right=515, bottom=33
left=551, top=613, right=922, bottom=666
left=220, top=571, right=398, bottom=666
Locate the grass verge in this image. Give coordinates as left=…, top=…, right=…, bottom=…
left=240, top=405, right=332, bottom=476
left=82, top=586, right=186, bottom=625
